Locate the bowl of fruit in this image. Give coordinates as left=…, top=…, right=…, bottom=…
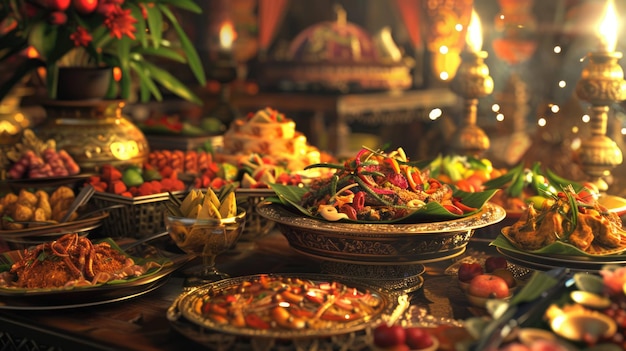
left=455, top=256, right=522, bottom=308
left=373, top=323, right=439, bottom=351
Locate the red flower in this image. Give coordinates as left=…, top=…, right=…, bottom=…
left=96, top=1, right=121, bottom=17
left=104, top=7, right=138, bottom=40
left=69, top=26, right=93, bottom=47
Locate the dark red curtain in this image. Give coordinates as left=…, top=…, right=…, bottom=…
left=394, top=0, right=423, bottom=50
left=258, top=0, right=289, bottom=57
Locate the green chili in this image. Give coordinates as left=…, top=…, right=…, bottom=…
left=355, top=176, right=394, bottom=206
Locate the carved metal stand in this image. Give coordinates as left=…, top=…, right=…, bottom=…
left=574, top=51, right=626, bottom=191
left=450, top=50, right=494, bottom=157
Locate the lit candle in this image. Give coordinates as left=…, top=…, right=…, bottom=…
left=598, top=0, right=618, bottom=52
left=219, top=21, right=236, bottom=52
left=466, top=9, right=483, bottom=53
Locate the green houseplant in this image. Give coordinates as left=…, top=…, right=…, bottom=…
left=0, top=0, right=206, bottom=104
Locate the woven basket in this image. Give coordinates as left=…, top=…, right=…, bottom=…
left=92, top=192, right=179, bottom=238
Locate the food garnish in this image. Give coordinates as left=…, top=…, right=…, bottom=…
left=483, top=161, right=595, bottom=213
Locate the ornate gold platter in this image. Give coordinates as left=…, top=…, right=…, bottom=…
left=167, top=273, right=408, bottom=341
left=256, top=202, right=506, bottom=264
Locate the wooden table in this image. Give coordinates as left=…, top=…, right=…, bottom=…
left=0, top=231, right=498, bottom=351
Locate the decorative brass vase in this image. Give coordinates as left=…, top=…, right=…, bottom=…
left=37, top=100, right=149, bottom=172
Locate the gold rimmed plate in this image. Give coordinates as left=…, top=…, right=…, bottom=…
left=167, top=273, right=408, bottom=340
left=495, top=247, right=626, bottom=272
left=0, top=239, right=185, bottom=307
left=0, top=210, right=109, bottom=238
left=497, top=227, right=626, bottom=257
left=493, top=229, right=626, bottom=271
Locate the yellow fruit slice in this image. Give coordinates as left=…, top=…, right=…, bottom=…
left=180, top=189, right=201, bottom=217
left=198, top=199, right=221, bottom=220
left=219, top=191, right=237, bottom=218
left=187, top=203, right=202, bottom=219
left=206, top=188, right=221, bottom=209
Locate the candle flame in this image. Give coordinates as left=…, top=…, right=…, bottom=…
left=599, top=0, right=618, bottom=52
left=219, top=21, right=236, bottom=51
left=466, top=9, right=483, bottom=53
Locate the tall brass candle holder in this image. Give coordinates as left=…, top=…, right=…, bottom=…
left=573, top=0, right=626, bottom=192
left=574, top=51, right=626, bottom=191
left=450, top=49, right=494, bottom=157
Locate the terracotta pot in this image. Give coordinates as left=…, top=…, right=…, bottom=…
left=56, top=67, right=112, bottom=100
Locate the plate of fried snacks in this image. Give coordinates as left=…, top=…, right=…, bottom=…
left=167, top=273, right=408, bottom=340
left=491, top=185, right=626, bottom=269
left=0, top=233, right=176, bottom=309
left=0, top=186, right=107, bottom=238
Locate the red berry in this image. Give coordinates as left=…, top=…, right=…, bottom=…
left=373, top=324, right=406, bottom=348
left=458, top=262, right=483, bottom=283
left=405, top=327, right=434, bottom=350
left=47, top=0, right=71, bottom=11
left=48, top=11, right=67, bottom=25
left=484, top=256, right=508, bottom=273
left=72, top=0, right=98, bottom=14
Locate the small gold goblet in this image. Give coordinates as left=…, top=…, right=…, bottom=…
left=165, top=207, right=246, bottom=288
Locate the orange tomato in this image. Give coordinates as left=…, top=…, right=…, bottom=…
left=455, top=179, right=475, bottom=192
left=437, top=174, right=453, bottom=185
left=472, top=170, right=491, bottom=182
left=465, top=174, right=485, bottom=191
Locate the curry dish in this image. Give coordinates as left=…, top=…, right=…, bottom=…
left=503, top=187, right=624, bottom=254
left=0, top=233, right=157, bottom=289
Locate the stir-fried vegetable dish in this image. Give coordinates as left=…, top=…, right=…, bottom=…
left=299, top=148, right=481, bottom=222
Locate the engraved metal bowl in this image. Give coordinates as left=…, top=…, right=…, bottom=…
left=256, top=202, right=506, bottom=264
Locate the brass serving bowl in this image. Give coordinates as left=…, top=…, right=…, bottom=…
left=256, top=202, right=505, bottom=264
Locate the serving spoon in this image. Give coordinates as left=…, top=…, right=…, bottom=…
left=60, top=184, right=95, bottom=223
